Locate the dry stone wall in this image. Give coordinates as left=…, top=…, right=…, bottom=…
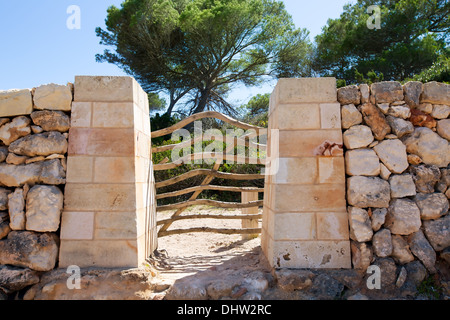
left=0, top=84, right=72, bottom=297
left=338, top=81, right=450, bottom=289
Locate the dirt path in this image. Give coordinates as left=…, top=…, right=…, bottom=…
left=154, top=205, right=265, bottom=281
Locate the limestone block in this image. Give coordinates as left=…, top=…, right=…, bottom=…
left=402, top=127, right=450, bottom=168
left=278, top=129, right=343, bottom=157
left=371, top=81, right=404, bottom=103
left=348, top=206, right=373, bottom=242
left=60, top=211, right=94, bottom=240
left=30, top=110, right=70, bottom=132
left=320, top=103, right=341, bottom=129
left=410, top=164, right=441, bottom=193
left=420, top=81, right=449, bottom=105
left=373, top=139, right=409, bottom=174
left=403, top=81, right=423, bottom=108
left=391, top=235, right=414, bottom=265
left=25, top=185, right=63, bottom=232
left=70, top=102, right=91, bottom=128
left=389, top=174, right=416, bottom=198
left=0, top=159, right=65, bottom=187
left=275, top=78, right=337, bottom=104
left=385, top=199, right=421, bottom=235
left=359, top=84, right=370, bottom=104
left=316, top=211, right=349, bottom=240
left=0, top=116, right=31, bottom=146
left=407, top=230, right=436, bottom=273
left=437, top=119, right=450, bottom=140
left=343, top=125, right=374, bottom=149
left=33, top=83, right=72, bottom=111
left=92, top=102, right=135, bottom=128
left=273, top=212, right=316, bottom=240
left=8, top=131, right=68, bottom=157
left=0, top=231, right=59, bottom=271
left=337, top=85, right=360, bottom=105
left=431, top=104, right=450, bottom=119
left=372, top=228, right=393, bottom=258
left=386, top=116, right=414, bottom=138
left=275, top=104, right=320, bottom=130
left=422, top=215, right=450, bottom=251
left=341, top=104, right=362, bottom=129
left=8, top=188, right=25, bottom=231
left=359, top=103, right=391, bottom=140
left=347, top=176, right=390, bottom=208
left=0, top=89, right=33, bottom=117
left=94, top=211, right=137, bottom=240
left=345, top=149, right=380, bottom=176
left=414, top=192, right=449, bottom=220
left=274, top=157, right=317, bottom=184
left=318, top=157, right=345, bottom=184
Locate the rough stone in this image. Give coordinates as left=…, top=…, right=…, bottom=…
left=407, top=154, right=422, bottom=165
left=345, top=149, right=380, bottom=176
left=385, top=199, right=422, bottom=235
left=25, top=156, right=45, bottom=164
left=396, top=267, right=408, bottom=288
left=337, top=85, right=361, bottom=105
left=371, top=258, right=398, bottom=289
left=33, top=83, right=72, bottom=111
left=0, top=89, right=33, bottom=118
left=348, top=206, right=373, bottom=242
left=341, top=104, right=362, bottom=129
left=405, top=261, right=427, bottom=286
left=389, top=174, right=416, bottom=198
left=371, top=81, right=404, bottom=103
left=360, top=103, right=391, bottom=140
left=431, top=104, right=450, bottom=119
left=373, top=139, right=409, bottom=174
left=27, top=268, right=156, bottom=300
left=359, top=84, right=370, bottom=104
left=422, top=215, right=450, bottom=251
left=343, top=125, right=374, bottom=149
left=387, top=105, right=411, bottom=119
left=347, top=176, right=390, bottom=208
left=0, top=231, right=59, bottom=271
left=441, top=248, right=450, bottom=265
left=391, top=235, right=415, bottom=265
left=0, top=159, right=66, bottom=187
left=307, top=273, right=344, bottom=300
left=402, top=127, right=450, bottom=168
left=414, top=193, right=449, bottom=220
left=8, top=131, right=68, bottom=157
left=403, top=81, right=423, bottom=108
left=409, top=108, right=437, bottom=129
left=0, top=188, right=11, bottom=210
left=437, top=119, right=450, bottom=141
left=0, top=116, right=31, bottom=146
left=8, top=188, right=25, bottom=231
left=420, top=81, right=450, bottom=105
left=386, top=116, right=414, bottom=138
left=6, top=153, right=27, bottom=165
left=350, top=241, right=373, bottom=270
left=371, top=208, right=387, bottom=232
left=409, top=164, right=441, bottom=193
left=30, top=110, right=70, bottom=133
left=0, top=221, right=10, bottom=240
left=377, top=103, right=390, bottom=114
left=417, top=103, right=433, bottom=114
left=26, top=185, right=63, bottom=232
left=0, top=147, right=8, bottom=163
left=275, top=270, right=315, bottom=292
left=31, top=125, right=43, bottom=134
left=407, top=230, right=437, bottom=273
left=372, top=228, right=393, bottom=258
left=0, top=265, right=40, bottom=294
left=379, top=163, right=391, bottom=180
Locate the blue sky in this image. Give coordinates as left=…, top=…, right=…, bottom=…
left=0, top=0, right=355, bottom=104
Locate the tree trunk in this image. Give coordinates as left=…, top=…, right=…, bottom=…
left=192, top=88, right=210, bottom=114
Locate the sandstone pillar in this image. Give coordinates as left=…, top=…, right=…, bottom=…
left=261, top=78, right=351, bottom=269
left=59, top=76, right=157, bottom=268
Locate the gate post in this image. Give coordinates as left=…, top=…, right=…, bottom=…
left=59, top=76, right=157, bottom=268
left=241, top=191, right=259, bottom=240
left=261, top=78, right=351, bottom=269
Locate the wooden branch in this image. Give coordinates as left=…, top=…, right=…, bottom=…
left=156, top=185, right=264, bottom=199
left=156, top=199, right=263, bottom=212
left=155, top=169, right=264, bottom=189
left=157, top=160, right=223, bottom=235
left=158, top=227, right=262, bottom=237
left=156, top=214, right=262, bottom=225
left=150, top=111, right=265, bottom=138
left=153, top=153, right=266, bottom=171
left=152, top=134, right=267, bottom=153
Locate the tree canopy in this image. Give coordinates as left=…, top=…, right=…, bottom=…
left=96, top=0, right=312, bottom=116
left=312, top=0, right=450, bottom=84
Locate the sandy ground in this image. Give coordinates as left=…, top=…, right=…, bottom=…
left=153, top=205, right=265, bottom=281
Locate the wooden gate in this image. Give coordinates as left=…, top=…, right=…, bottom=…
left=151, top=111, right=267, bottom=238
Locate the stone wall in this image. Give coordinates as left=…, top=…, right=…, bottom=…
left=0, top=84, right=72, bottom=297
left=338, top=81, right=449, bottom=287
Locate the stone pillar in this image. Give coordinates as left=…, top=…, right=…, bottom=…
left=261, top=78, right=351, bottom=269
left=59, top=76, right=157, bottom=268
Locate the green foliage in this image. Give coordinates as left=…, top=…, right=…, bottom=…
left=150, top=113, right=180, bottom=144
left=96, top=0, right=312, bottom=116
left=313, top=0, right=450, bottom=84
left=355, top=69, right=384, bottom=84
left=410, top=54, right=450, bottom=83
left=239, top=93, right=270, bottom=127
left=417, top=276, right=443, bottom=300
